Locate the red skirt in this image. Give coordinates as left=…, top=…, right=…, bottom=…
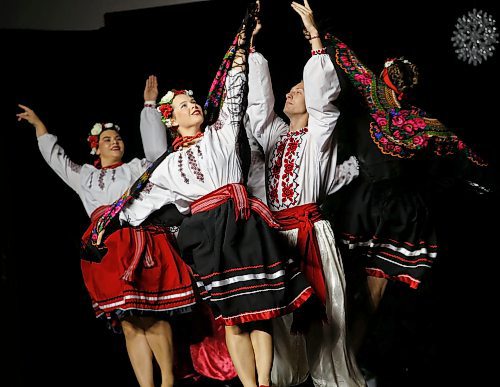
left=81, top=207, right=197, bottom=321
left=81, top=208, right=238, bottom=382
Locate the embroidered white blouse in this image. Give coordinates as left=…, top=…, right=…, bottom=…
left=247, top=52, right=358, bottom=211
left=37, top=106, right=163, bottom=217
left=120, top=70, right=247, bottom=226
left=141, top=100, right=168, bottom=162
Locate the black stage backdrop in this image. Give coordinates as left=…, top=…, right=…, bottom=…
left=1, top=0, right=498, bottom=386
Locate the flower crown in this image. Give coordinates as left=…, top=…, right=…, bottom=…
left=384, top=57, right=412, bottom=69
left=157, top=89, right=194, bottom=128
left=87, top=122, right=120, bottom=155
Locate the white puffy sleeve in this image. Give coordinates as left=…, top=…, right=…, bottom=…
left=304, top=54, right=341, bottom=153
left=206, top=69, right=247, bottom=146
left=247, top=52, right=288, bottom=153
left=37, top=133, right=82, bottom=193
left=244, top=116, right=267, bottom=202
left=140, top=103, right=168, bottom=162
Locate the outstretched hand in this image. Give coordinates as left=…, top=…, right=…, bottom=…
left=16, top=104, right=48, bottom=137
left=291, top=0, right=318, bottom=36
left=17, top=104, right=42, bottom=125
left=144, top=75, right=158, bottom=102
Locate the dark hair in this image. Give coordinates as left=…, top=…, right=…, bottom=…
left=387, top=59, right=419, bottom=92
left=98, top=127, right=121, bottom=139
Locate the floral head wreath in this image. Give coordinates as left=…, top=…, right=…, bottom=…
left=87, top=122, right=121, bottom=155
left=157, top=89, right=194, bottom=128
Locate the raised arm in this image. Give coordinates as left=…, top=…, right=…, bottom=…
left=292, top=0, right=341, bottom=153
left=291, top=0, right=322, bottom=52
left=207, top=37, right=248, bottom=145
left=17, top=104, right=82, bottom=193
left=326, top=34, right=376, bottom=103
left=304, top=54, right=340, bottom=153
left=141, top=75, right=168, bottom=161
left=244, top=114, right=267, bottom=202
left=246, top=17, right=288, bottom=152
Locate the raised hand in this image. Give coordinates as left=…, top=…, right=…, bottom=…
left=17, top=104, right=48, bottom=137
left=291, top=0, right=318, bottom=36
left=17, top=104, right=42, bottom=125
left=144, top=75, right=159, bottom=102
left=291, top=0, right=323, bottom=50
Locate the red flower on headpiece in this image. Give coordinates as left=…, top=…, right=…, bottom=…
left=159, top=104, right=173, bottom=119
left=88, top=135, right=99, bottom=150
left=158, top=89, right=194, bottom=127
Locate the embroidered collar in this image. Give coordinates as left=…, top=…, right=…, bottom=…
left=288, top=127, right=309, bottom=136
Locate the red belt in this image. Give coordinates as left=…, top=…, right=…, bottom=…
left=190, top=183, right=280, bottom=228
left=273, top=203, right=326, bottom=305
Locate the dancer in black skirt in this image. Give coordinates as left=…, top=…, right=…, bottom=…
left=322, top=34, right=490, bottom=354
left=118, top=16, right=313, bottom=387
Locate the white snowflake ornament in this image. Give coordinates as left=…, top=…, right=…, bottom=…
left=451, top=9, right=499, bottom=66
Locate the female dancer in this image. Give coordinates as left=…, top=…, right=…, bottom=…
left=17, top=88, right=196, bottom=387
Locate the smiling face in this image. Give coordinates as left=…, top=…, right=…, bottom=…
left=283, top=81, right=307, bottom=117
left=96, top=129, right=124, bottom=165
left=170, top=94, right=204, bottom=133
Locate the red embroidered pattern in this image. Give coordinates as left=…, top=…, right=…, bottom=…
left=176, top=138, right=205, bottom=184
left=178, top=153, right=189, bottom=184
left=213, top=110, right=228, bottom=131
left=267, top=127, right=308, bottom=209
left=186, top=149, right=205, bottom=183
left=98, top=170, right=106, bottom=190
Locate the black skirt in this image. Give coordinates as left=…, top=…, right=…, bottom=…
left=334, top=175, right=437, bottom=289
left=176, top=200, right=313, bottom=325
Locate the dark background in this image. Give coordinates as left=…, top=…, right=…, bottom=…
left=1, top=0, right=498, bottom=386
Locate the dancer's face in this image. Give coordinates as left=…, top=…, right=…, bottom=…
left=283, top=81, right=306, bottom=116
left=171, top=94, right=204, bottom=131
left=96, top=129, right=124, bottom=162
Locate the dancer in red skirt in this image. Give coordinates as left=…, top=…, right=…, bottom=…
left=16, top=80, right=198, bottom=387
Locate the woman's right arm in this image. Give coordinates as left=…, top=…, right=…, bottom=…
left=17, top=104, right=82, bottom=193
